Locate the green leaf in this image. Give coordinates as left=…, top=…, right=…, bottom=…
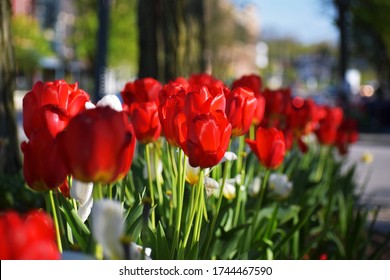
left=273, top=205, right=317, bottom=253
left=155, top=222, right=171, bottom=259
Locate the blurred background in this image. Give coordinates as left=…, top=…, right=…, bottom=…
left=7, top=0, right=390, bottom=132
left=1, top=0, right=390, bottom=227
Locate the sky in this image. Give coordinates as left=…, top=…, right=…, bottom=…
left=234, top=0, right=339, bottom=45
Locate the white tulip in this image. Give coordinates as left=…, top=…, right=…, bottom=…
left=214, top=178, right=236, bottom=200
left=143, top=151, right=163, bottom=181
left=248, top=176, right=261, bottom=197
left=85, top=101, right=96, bottom=110
left=91, top=199, right=152, bottom=260
left=185, top=157, right=210, bottom=185
left=70, top=180, right=93, bottom=207
left=70, top=180, right=94, bottom=222
left=268, top=173, right=293, bottom=200
left=96, top=95, right=123, bottom=112
left=128, top=242, right=152, bottom=260
left=91, top=199, right=125, bottom=259
left=219, top=151, right=238, bottom=163
left=77, top=195, right=93, bottom=223
left=204, top=177, right=220, bottom=197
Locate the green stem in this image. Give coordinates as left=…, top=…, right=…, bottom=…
left=233, top=140, right=247, bottom=227
left=169, top=145, right=178, bottom=178
left=313, top=145, right=328, bottom=182
left=145, top=143, right=156, bottom=230
left=250, top=124, right=256, bottom=140
left=182, top=169, right=203, bottom=250
left=191, top=170, right=205, bottom=248
left=202, top=160, right=231, bottom=258
left=48, top=190, right=63, bottom=253
left=120, top=176, right=127, bottom=205
left=92, top=183, right=103, bottom=200
left=153, top=144, right=164, bottom=208
left=233, top=183, right=243, bottom=227
left=253, top=169, right=271, bottom=229
left=235, top=135, right=245, bottom=174
left=171, top=149, right=186, bottom=258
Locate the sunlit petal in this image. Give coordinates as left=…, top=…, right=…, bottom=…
left=70, top=179, right=93, bottom=207
left=97, top=95, right=123, bottom=112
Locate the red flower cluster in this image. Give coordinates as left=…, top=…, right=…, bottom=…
left=21, top=80, right=89, bottom=191
left=21, top=73, right=360, bottom=188
left=230, top=73, right=359, bottom=167
left=155, top=73, right=275, bottom=168
left=0, top=210, right=60, bottom=260
left=22, top=80, right=137, bottom=189
left=158, top=75, right=232, bottom=168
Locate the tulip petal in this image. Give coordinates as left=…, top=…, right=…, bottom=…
left=70, top=180, right=93, bottom=207
left=91, top=199, right=124, bottom=259
left=204, top=177, right=219, bottom=197
left=97, top=95, right=123, bottom=112
left=221, top=151, right=238, bottom=163
left=77, top=195, right=93, bottom=223
left=85, top=102, right=96, bottom=110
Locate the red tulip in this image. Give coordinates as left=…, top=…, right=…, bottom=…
left=261, top=88, right=292, bottom=128
left=253, top=94, right=265, bottom=125
left=320, top=106, right=344, bottom=127
left=158, top=82, right=188, bottom=148
left=23, top=80, right=90, bottom=138
left=188, top=72, right=226, bottom=90
left=225, top=87, right=257, bottom=136
left=58, top=180, right=70, bottom=198
left=129, top=101, right=161, bottom=144
left=288, top=98, right=317, bottom=134
left=336, top=118, right=359, bottom=155
left=232, top=74, right=265, bottom=125
left=184, top=85, right=226, bottom=122
left=231, top=74, right=262, bottom=95
left=58, top=107, right=136, bottom=183
left=186, top=111, right=232, bottom=168
left=21, top=129, right=69, bottom=191
left=283, top=129, right=294, bottom=151
left=315, top=106, right=344, bottom=145
left=246, top=127, right=286, bottom=169
left=121, top=77, right=162, bottom=105
left=0, top=210, right=60, bottom=260
left=315, top=123, right=338, bottom=145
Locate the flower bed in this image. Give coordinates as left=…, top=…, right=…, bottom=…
left=2, top=73, right=385, bottom=260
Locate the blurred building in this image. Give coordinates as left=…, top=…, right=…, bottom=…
left=229, top=2, right=261, bottom=78
left=12, top=0, right=90, bottom=89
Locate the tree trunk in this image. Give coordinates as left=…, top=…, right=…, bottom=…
left=137, top=0, right=159, bottom=79
left=137, top=0, right=206, bottom=82
left=184, top=0, right=207, bottom=75
left=161, top=0, right=186, bottom=82
left=334, top=0, right=351, bottom=114
left=94, top=0, right=110, bottom=102
left=0, top=0, right=21, bottom=174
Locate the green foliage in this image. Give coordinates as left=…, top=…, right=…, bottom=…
left=72, top=0, right=98, bottom=64
left=109, top=0, right=138, bottom=69
left=0, top=173, right=45, bottom=212
left=11, top=15, right=54, bottom=71
left=72, top=0, right=138, bottom=70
